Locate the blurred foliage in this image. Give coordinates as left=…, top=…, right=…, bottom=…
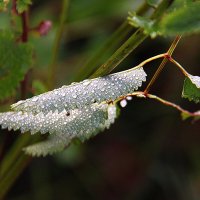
left=128, top=1, right=200, bottom=37
left=0, top=31, right=33, bottom=101
left=16, top=0, right=32, bottom=13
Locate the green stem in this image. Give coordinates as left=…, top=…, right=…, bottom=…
left=0, top=134, right=31, bottom=178
left=0, top=134, right=40, bottom=200
left=169, top=57, right=189, bottom=76
left=0, top=154, right=31, bottom=199
left=90, top=29, right=147, bottom=78
left=111, top=53, right=166, bottom=80
left=74, top=2, right=149, bottom=81
left=144, top=35, right=182, bottom=93
left=90, top=0, right=173, bottom=78
left=48, top=0, right=69, bottom=89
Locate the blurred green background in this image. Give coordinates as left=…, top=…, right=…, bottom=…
left=1, top=0, right=200, bottom=199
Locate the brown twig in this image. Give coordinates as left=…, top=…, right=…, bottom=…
left=115, top=91, right=199, bottom=120
left=20, top=10, right=30, bottom=100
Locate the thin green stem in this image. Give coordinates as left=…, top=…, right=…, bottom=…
left=75, top=21, right=133, bottom=81
left=0, top=134, right=41, bottom=200
left=0, top=134, right=31, bottom=177
left=48, top=0, right=69, bottom=89
left=144, top=35, right=182, bottom=93
left=0, top=134, right=40, bottom=200
left=133, top=53, right=166, bottom=69
left=110, top=53, right=166, bottom=79
left=74, top=2, right=150, bottom=81
left=0, top=154, right=31, bottom=199
left=169, top=57, right=189, bottom=76
left=90, top=29, right=147, bottom=78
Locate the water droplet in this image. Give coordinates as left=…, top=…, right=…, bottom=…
left=120, top=99, right=127, bottom=108
left=32, top=97, right=39, bottom=102
left=126, top=96, right=132, bottom=101
left=72, top=94, right=77, bottom=98
left=83, top=80, right=91, bottom=86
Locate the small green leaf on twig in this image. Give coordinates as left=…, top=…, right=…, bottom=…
left=182, top=75, right=200, bottom=103
left=128, top=12, right=158, bottom=38
left=128, top=2, right=200, bottom=37
left=159, top=1, right=200, bottom=36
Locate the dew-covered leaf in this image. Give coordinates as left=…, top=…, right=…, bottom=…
left=0, top=103, right=117, bottom=156
left=0, top=30, right=33, bottom=101
left=23, top=134, right=70, bottom=157
left=182, top=75, right=200, bottom=103
left=11, top=67, right=146, bottom=114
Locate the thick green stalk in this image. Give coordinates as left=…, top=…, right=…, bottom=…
left=0, top=134, right=31, bottom=178
left=90, top=0, right=173, bottom=78
left=90, top=29, right=147, bottom=78
left=74, top=2, right=149, bottom=81
left=0, top=134, right=40, bottom=200
left=48, top=0, right=69, bottom=89
left=0, top=154, right=31, bottom=199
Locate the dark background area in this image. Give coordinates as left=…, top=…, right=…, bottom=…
left=0, top=0, right=200, bottom=199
